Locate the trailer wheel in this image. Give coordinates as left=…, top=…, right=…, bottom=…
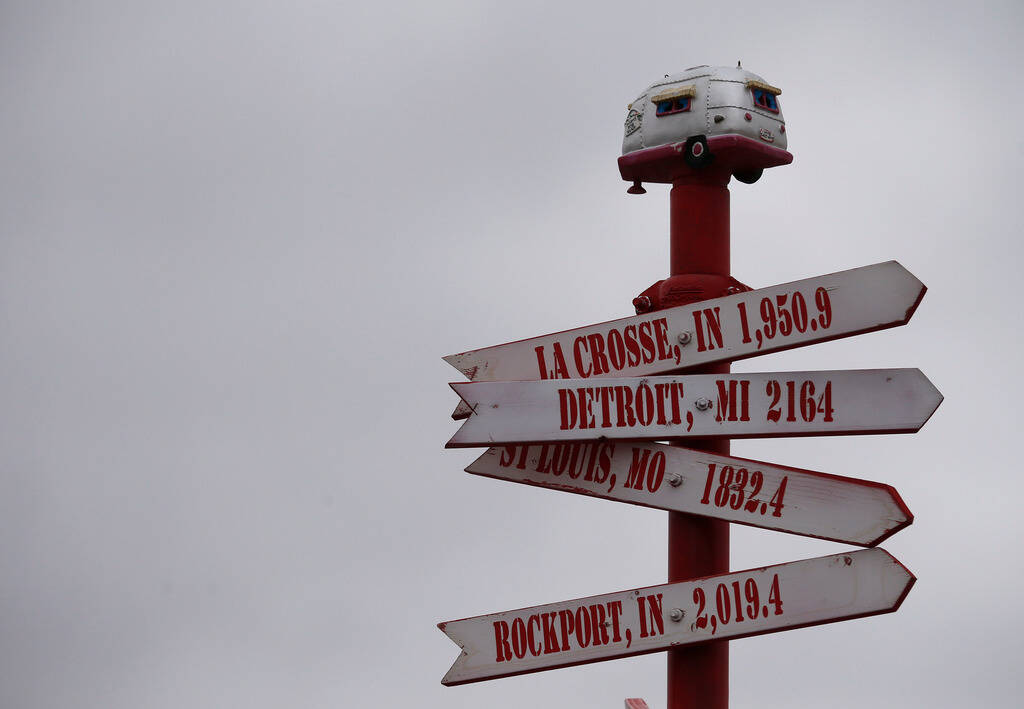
left=734, top=168, right=763, bottom=184
left=684, top=135, right=713, bottom=169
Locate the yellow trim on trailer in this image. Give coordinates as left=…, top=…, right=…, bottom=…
left=745, top=79, right=781, bottom=95
left=650, top=85, right=697, bottom=103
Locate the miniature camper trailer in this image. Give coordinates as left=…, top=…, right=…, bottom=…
left=619, top=65, right=792, bottom=189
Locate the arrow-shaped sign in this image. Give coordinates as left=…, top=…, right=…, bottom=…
left=447, top=368, right=942, bottom=448
left=445, top=261, right=926, bottom=418
left=439, top=548, right=914, bottom=686
left=466, top=443, right=912, bottom=547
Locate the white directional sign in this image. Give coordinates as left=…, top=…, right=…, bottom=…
left=439, top=548, right=915, bottom=685
left=447, top=368, right=942, bottom=448
left=466, top=443, right=912, bottom=546
left=445, top=261, right=925, bottom=418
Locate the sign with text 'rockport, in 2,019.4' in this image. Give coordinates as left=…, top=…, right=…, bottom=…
left=446, top=368, right=942, bottom=448
left=444, top=261, right=926, bottom=419
left=439, top=548, right=915, bottom=686
left=466, top=442, right=912, bottom=547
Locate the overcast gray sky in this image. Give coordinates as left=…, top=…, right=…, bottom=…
left=1, top=1, right=1021, bottom=707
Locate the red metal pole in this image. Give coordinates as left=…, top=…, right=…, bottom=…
left=665, top=170, right=731, bottom=709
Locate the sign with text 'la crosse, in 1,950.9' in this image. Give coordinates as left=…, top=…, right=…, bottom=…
left=446, top=368, right=942, bottom=448
left=444, top=261, right=926, bottom=419
left=466, top=442, right=912, bottom=547
left=439, top=548, right=915, bottom=686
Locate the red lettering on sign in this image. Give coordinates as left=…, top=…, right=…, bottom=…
left=490, top=598, right=635, bottom=666
left=699, top=463, right=786, bottom=518
left=494, top=621, right=512, bottom=662
left=558, top=609, right=575, bottom=652
left=625, top=448, right=651, bottom=491
left=541, top=611, right=560, bottom=654
left=593, top=443, right=612, bottom=484
left=565, top=444, right=583, bottom=479
left=534, top=345, right=548, bottom=380
left=558, top=390, right=577, bottom=430
left=511, top=617, right=528, bottom=659
left=536, top=445, right=553, bottom=473
left=587, top=333, right=610, bottom=376
left=766, top=379, right=834, bottom=423
left=653, top=318, right=671, bottom=361
left=607, top=329, right=627, bottom=371
left=635, top=383, right=654, bottom=426
left=527, top=614, right=543, bottom=656
left=551, top=342, right=570, bottom=379
left=715, top=379, right=750, bottom=423
left=552, top=445, right=573, bottom=476
left=535, top=343, right=573, bottom=379
left=503, top=443, right=615, bottom=485
left=653, top=383, right=668, bottom=425
left=693, top=307, right=724, bottom=352
left=619, top=447, right=667, bottom=492
left=583, top=445, right=598, bottom=482
left=607, top=600, right=624, bottom=642
left=646, top=451, right=665, bottom=492
left=623, top=325, right=641, bottom=367
left=692, top=573, right=784, bottom=635
left=559, top=384, right=689, bottom=431
left=638, top=322, right=656, bottom=364
left=597, top=387, right=613, bottom=428
left=669, top=382, right=683, bottom=424
left=573, top=337, right=591, bottom=378
left=577, top=388, right=596, bottom=429
left=574, top=607, right=592, bottom=648
left=497, top=445, right=530, bottom=470
left=637, top=594, right=664, bottom=638
left=588, top=604, right=609, bottom=646
left=614, top=385, right=636, bottom=427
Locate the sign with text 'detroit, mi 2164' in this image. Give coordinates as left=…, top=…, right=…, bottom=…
left=446, top=368, right=942, bottom=448
left=444, top=261, right=926, bottom=419
left=439, top=548, right=915, bottom=686
left=466, top=442, right=912, bottom=547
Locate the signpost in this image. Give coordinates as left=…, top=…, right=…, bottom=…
left=445, top=261, right=926, bottom=419
left=447, top=368, right=942, bottom=447
left=438, top=65, right=940, bottom=708
left=466, top=443, right=912, bottom=547
left=439, top=548, right=915, bottom=686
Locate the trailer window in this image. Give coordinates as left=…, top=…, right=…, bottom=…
left=656, top=97, right=691, bottom=116
left=651, top=85, right=696, bottom=117
left=751, top=88, right=779, bottom=113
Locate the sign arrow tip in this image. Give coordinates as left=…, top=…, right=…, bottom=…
left=911, top=369, right=944, bottom=430
left=872, top=547, right=917, bottom=613
left=437, top=621, right=470, bottom=686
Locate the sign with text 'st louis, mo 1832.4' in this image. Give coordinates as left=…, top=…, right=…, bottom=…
left=446, top=368, right=942, bottom=448
left=438, top=548, right=915, bottom=686
left=444, top=261, right=925, bottom=419
left=465, top=442, right=912, bottom=547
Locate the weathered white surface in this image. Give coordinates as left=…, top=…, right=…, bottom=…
left=466, top=443, right=912, bottom=546
left=445, top=262, right=925, bottom=418
left=439, top=548, right=914, bottom=685
left=447, top=369, right=942, bottom=447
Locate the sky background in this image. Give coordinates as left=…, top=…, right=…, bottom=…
left=1, top=1, right=1021, bottom=707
